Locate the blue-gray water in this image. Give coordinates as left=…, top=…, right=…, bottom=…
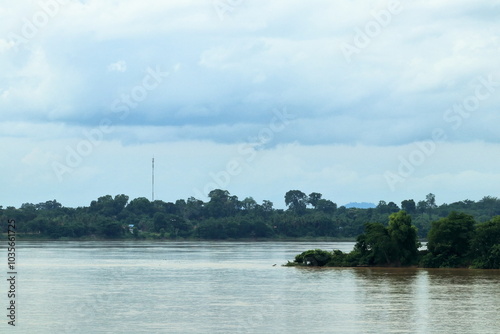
left=3, top=241, right=500, bottom=333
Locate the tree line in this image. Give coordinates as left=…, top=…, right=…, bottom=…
left=1, top=190, right=499, bottom=241
left=288, top=211, right=500, bottom=269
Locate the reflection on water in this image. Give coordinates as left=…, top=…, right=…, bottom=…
left=6, top=241, right=500, bottom=333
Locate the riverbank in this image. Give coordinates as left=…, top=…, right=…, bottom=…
left=5, top=233, right=356, bottom=242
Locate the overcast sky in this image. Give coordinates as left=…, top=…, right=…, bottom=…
left=1, top=0, right=500, bottom=209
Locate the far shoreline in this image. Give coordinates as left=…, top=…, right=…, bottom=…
left=5, top=234, right=358, bottom=242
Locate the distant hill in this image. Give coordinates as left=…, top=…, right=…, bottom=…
left=344, top=202, right=376, bottom=209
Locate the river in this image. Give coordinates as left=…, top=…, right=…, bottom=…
left=4, top=241, right=500, bottom=333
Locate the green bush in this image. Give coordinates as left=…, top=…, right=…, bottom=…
left=294, top=249, right=332, bottom=266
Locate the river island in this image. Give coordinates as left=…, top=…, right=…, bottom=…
left=285, top=211, right=500, bottom=269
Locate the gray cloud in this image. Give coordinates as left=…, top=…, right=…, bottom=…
left=1, top=0, right=500, bottom=207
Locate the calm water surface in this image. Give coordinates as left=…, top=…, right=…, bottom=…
left=4, top=241, right=500, bottom=333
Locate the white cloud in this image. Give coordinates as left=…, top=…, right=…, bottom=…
left=0, top=38, right=15, bottom=52
left=107, top=60, right=127, bottom=72
left=1, top=0, right=500, bottom=207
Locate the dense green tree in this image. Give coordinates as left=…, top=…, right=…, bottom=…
left=376, top=200, right=399, bottom=214
left=252, top=220, right=274, bottom=238
left=387, top=211, right=419, bottom=265
left=113, top=194, right=129, bottom=213
left=261, top=200, right=273, bottom=213
left=153, top=200, right=177, bottom=215
left=197, top=218, right=227, bottom=239
left=308, top=192, right=322, bottom=208
left=470, top=216, right=500, bottom=269
left=355, top=222, right=394, bottom=265
left=426, top=193, right=436, bottom=207
left=353, top=211, right=419, bottom=266
left=477, top=196, right=500, bottom=217
left=126, top=197, right=152, bottom=216
left=90, top=195, right=112, bottom=213
left=401, top=199, right=416, bottom=214
left=185, top=197, right=204, bottom=220
left=426, top=193, right=437, bottom=215
left=99, top=218, right=124, bottom=238
left=20, top=203, right=37, bottom=222
left=36, top=200, right=62, bottom=210
left=168, top=215, right=191, bottom=238
left=90, top=194, right=129, bottom=216
left=416, top=200, right=427, bottom=214
left=153, top=212, right=168, bottom=232
left=5, top=191, right=500, bottom=251
left=132, top=226, right=139, bottom=238
left=175, top=199, right=187, bottom=215
left=294, top=249, right=332, bottom=266
left=387, top=202, right=400, bottom=213
left=412, top=215, right=431, bottom=238
left=21, top=203, right=37, bottom=210
left=241, top=197, right=257, bottom=211
left=206, top=189, right=240, bottom=218
left=376, top=200, right=388, bottom=213
left=424, top=212, right=475, bottom=267
left=316, top=199, right=337, bottom=214
left=284, top=190, right=308, bottom=214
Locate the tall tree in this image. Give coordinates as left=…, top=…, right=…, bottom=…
left=126, top=197, right=153, bottom=216
left=206, top=189, right=240, bottom=218
left=376, top=200, right=389, bottom=213
left=401, top=199, right=416, bottom=214
left=308, top=192, right=322, bottom=208
left=426, top=212, right=475, bottom=267
left=477, top=196, right=500, bottom=216
left=387, top=211, right=419, bottom=265
left=355, top=222, right=393, bottom=265
left=316, top=199, right=337, bottom=214
left=207, top=189, right=230, bottom=218
left=470, top=216, right=500, bottom=269
left=261, top=200, right=273, bottom=212
left=185, top=197, right=204, bottom=220
left=426, top=193, right=437, bottom=215
left=387, top=202, right=400, bottom=213
left=284, top=190, right=308, bottom=214
left=416, top=200, right=427, bottom=214
left=241, top=197, right=257, bottom=211
left=113, top=194, right=129, bottom=214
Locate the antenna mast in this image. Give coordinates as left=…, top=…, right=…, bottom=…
left=152, top=157, right=155, bottom=201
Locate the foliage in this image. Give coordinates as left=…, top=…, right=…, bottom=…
left=284, top=190, right=309, bottom=214
left=2, top=191, right=500, bottom=253
left=470, top=216, right=500, bottom=269
left=387, top=211, right=419, bottom=265
left=292, top=212, right=420, bottom=267
left=424, top=212, right=475, bottom=268
left=353, top=211, right=419, bottom=266
left=294, top=249, right=332, bottom=266
left=290, top=211, right=500, bottom=269
left=401, top=199, right=416, bottom=214
left=355, top=222, right=393, bottom=265
left=2, top=189, right=499, bottom=269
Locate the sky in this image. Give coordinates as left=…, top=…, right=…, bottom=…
left=1, top=0, right=500, bottom=209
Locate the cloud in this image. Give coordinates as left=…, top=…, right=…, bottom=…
left=0, top=38, right=15, bottom=52
left=107, top=60, right=127, bottom=73
left=3, top=1, right=499, bottom=140
left=1, top=0, right=500, bottom=207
